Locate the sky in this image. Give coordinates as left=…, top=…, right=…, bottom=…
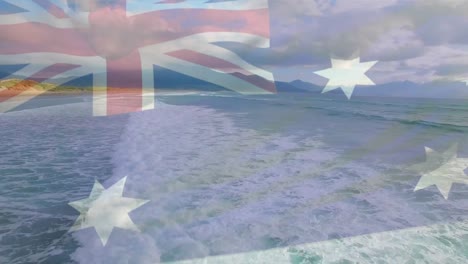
left=1, top=0, right=468, bottom=91
left=256, top=0, right=468, bottom=85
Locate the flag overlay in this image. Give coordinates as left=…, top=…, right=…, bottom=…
left=0, top=0, right=275, bottom=116
left=1, top=1, right=468, bottom=264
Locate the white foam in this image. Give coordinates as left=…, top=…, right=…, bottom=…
left=70, top=102, right=336, bottom=263
left=69, top=101, right=468, bottom=263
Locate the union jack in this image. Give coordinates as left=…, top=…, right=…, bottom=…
left=0, top=0, right=275, bottom=116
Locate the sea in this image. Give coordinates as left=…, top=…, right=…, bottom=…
left=0, top=93, right=467, bottom=263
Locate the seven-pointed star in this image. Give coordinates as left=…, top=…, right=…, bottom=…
left=68, top=177, right=149, bottom=245
left=314, top=57, right=378, bottom=99
left=414, top=144, right=468, bottom=199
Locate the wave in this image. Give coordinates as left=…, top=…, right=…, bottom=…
left=315, top=96, right=468, bottom=112
left=160, top=93, right=468, bottom=132
left=301, top=106, right=468, bottom=132
left=69, top=100, right=468, bottom=263
left=69, top=102, right=342, bottom=263
left=175, top=94, right=468, bottom=132
left=397, top=119, right=468, bottom=131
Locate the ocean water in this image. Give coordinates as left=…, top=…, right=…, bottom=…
left=0, top=93, right=467, bottom=263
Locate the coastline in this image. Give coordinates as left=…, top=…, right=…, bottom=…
left=0, top=79, right=202, bottom=98
left=0, top=89, right=202, bottom=98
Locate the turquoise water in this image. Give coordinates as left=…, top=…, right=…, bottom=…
left=0, top=94, right=467, bottom=263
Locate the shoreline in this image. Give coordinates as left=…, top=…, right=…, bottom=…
left=0, top=89, right=202, bottom=98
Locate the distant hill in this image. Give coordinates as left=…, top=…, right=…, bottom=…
left=272, top=79, right=321, bottom=93
left=0, top=79, right=90, bottom=92
left=1, top=70, right=467, bottom=99
left=275, top=81, right=309, bottom=93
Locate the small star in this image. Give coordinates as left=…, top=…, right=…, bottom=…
left=68, top=177, right=149, bottom=245
left=314, top=57, right=378, bottom=99
left=414, top=144, right=468, bottom=199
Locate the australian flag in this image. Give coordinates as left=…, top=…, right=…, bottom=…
left=1, top=1, right=468, bottom=264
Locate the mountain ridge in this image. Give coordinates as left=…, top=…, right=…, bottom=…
left=1, top=73, right=467, bottom=99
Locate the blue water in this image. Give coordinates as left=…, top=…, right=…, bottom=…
left=0, top=94, right=467, bottom=263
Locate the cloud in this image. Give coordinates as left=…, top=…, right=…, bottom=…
left=235, top=0, right=468, bottom=83
left=366, top=27, right=425, bottom=61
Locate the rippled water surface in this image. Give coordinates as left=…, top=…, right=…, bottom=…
left=0, top=94, right=467, bottom=263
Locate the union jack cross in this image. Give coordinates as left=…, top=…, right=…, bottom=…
left=0, top=0, right=275, bottom=116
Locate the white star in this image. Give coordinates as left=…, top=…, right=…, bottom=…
left=68, top=177, right=149, bottom=245
left=414, top=144, right=468, bottom=199
left=314, top=57, right=378, bottom=99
